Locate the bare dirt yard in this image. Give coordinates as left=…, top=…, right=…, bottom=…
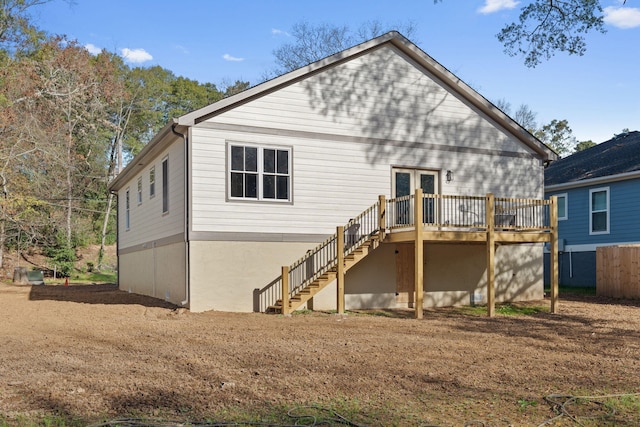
left=1, top=282, right=639, bottom=426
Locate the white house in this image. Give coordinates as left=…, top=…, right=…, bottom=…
left=108, top=32, right=558, bottom=314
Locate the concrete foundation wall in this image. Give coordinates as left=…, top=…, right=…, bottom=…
left=188, top=240, right=319, bottom=312
left=118, top=242, right=187, bottom=306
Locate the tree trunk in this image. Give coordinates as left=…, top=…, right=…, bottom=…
left=98, top=191, right=114, bottom=270
left=0, top=216, right=5, bottom=269
left=0, top=174, right=8, bottom=269
left=66, top=98, right=73, bottom=247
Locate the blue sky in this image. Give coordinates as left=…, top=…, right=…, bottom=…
left=34, top=0, right=640, bottom=144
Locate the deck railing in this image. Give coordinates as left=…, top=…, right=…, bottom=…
left=254, top=193, right=552, bottom=312
left=494, top=196, right=550, bottom=230
left=386, top=193, right=551, bottom=231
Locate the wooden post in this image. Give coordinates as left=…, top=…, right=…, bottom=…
left=549, top=196, right=559, bottom=314
left=378, top=195, right=386, bottom=241
left=281, top=266, right=290, bottom=315
left=337, top=226, right=345, bottom=314
left=486, top=193, right=496, bottom=317
left=414, top=188, right=424, bottom=319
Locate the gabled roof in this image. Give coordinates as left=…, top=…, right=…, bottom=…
left=110, top=31, right=557, bottom=192
left=545, top=131, right=640, bottom=189
left=178, top=31, right=556, bottom=162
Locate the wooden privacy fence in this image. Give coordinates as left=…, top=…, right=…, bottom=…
left=596, top=245, right=640, bottom=298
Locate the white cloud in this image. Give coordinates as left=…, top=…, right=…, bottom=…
left=478, top=0, right=519, bottom=14
left=85, top=43, right=101, bottom=55
left=173, top=44, right=189, bottom=54
left=223, top=53, right=244, bottom=62
left=604, top=6, right=640, bottom=29
left=120, top=48, right=153, bottom=63
left=272, top=28, right=290, bottom=36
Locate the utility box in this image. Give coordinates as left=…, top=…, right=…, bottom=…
left=13, top=267, right=29, bottom=284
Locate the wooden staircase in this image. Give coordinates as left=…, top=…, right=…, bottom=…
left=268, top=234, right=380, bottom=313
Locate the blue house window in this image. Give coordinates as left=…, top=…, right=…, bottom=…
left=589, top=187, right=609, bottom=234
left=556, top=193, right=567, bottom=221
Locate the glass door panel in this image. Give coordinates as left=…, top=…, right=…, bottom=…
left=392, top=169, right=439, bottom=226
left=420, top=173, right=436, bottom=223
left=394, top=171, right=412, bottom=225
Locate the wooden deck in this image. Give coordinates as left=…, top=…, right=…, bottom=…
left=257, top=191, right=559, bottom=318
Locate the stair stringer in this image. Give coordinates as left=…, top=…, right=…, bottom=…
left=269, top=235, right=381, bottom=313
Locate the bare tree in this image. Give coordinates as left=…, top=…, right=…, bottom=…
left=271, top=20, right=418, bottom=75
left=34, top=38, right=120, bottom=247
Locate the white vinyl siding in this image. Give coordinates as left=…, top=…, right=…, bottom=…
left=205, top=45, right=535, bottom=156
left=188, top=44, right=542, bottom=235
left=190, top=130, right=541, bottom=235
left=119, top=140, right=185, bottom=248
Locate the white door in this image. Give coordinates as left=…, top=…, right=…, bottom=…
left=392, top=169, right=439, bottom=225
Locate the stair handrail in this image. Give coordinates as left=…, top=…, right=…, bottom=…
left=287, top=200, right=381, bottom=299
left=256, top=199, right=381, bottom=312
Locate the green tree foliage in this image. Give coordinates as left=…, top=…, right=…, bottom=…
left=0, top=0, right=49, bottom=54
left=166, top=76, right=223, bottom=120
left=123, top=65, right=175, bottom=154
left=496, top=101, right=579, bottom=156
left=574, top=139, right=596, bottom=152
left=0, top=3, right=247, bottom=269
left=435, top=0, right=622, bottom=67
left=497, top=0, right=607, bottom=67
left=31, top=37, right=124, bottom=247
left=534, top=119, right=577, bottom=156
left=223, top=80, right=251, bottom=97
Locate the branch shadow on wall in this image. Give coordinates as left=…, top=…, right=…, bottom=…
left=299, top=44, right=537, bottom=198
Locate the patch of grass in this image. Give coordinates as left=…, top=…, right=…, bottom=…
left=540, top=391, right=640, bottom=426
left=545, top=285, right=596, bottom=295
left=0, top=414, right=85, bottom=427
left=604, top=393, right=640, bottom=420
left=70, top=271, right=116, bottom=283
left=517, top=398, right=539, bottom=410
left=345, top=309, right=398, bottom=318
left=456, top=303, right=548, bottom=316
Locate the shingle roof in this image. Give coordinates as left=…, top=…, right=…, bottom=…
left=544, top=131, right=640, bottom=186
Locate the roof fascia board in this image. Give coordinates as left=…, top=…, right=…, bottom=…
left=545, top=169, right=640, bottom=192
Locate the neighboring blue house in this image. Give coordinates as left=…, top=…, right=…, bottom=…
left=544, top=130, right=640, bottom=287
